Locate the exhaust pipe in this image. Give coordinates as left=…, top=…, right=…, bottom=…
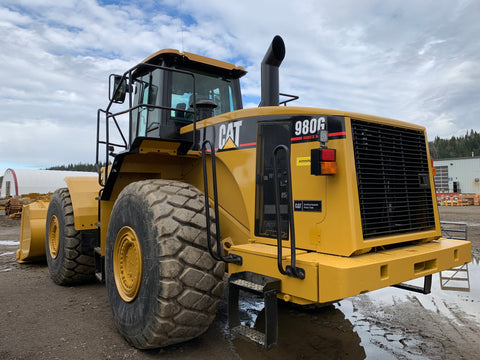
left=259, top=35, right=285, bottom=107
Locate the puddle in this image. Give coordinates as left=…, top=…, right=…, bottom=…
left=348, top=255, right=480, bottom=320
left=0, top=241, right=19, bottom=246
left=230, top=299, right=366, bottom=359
left=0, top=251, right=15, bottom=256
left=227, top=256, right=479, bottom=359
left=339, top=255, right=480, bottom=359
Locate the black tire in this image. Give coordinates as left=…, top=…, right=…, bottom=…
left=45, top=188, right=95, bottom=285
left=105, top=179, right=225, bottom=349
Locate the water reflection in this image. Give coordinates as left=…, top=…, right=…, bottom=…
left=340, top=255, right=480, bottom=359
left=230, top=300, right=366, bottom=359
left=358, top=255, right=480, bottom=320
left=228, top=256, right=479, bottom=359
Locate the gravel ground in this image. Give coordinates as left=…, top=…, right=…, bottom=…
left=0, top=206, right=479, bottom=359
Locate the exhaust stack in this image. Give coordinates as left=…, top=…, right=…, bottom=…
left=259, top=35, right=285, bottom=107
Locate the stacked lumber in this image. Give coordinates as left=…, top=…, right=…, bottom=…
left=2, top=193, right=51, bottom=216
left=5, top=198, right=24, bottom=216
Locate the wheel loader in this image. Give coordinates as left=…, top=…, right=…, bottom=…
left=17, top=36, right=471, bottom=349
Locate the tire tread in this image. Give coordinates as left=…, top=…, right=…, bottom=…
left=46, top=188, right=95, bottom=285
left=107, top=179, right=225, bottom=349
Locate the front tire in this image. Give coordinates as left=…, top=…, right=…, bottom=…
left=45, top=188, right=95, bottom=285
left=105, top=179, right=225, bottom=349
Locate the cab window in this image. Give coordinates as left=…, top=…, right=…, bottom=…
left=133, top=70, right=160, bottom=138
left=170, top=70, right=240, bottom=125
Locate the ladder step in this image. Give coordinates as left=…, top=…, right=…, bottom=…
left=229, top=271, right=281, bottom=294
left=443, top=265, right=468, bottom=270
left=440, top=276, right=469, bottom=280
left=230, top=278, right=264, bottom=293
left=231, top=325, right=266, bottom=347
left=228, top=271, right=281, bottom=349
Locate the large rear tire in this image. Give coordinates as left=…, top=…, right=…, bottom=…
left=105, top=179, right=225, bottom=349
left=45, top=188, right=95, bottom=285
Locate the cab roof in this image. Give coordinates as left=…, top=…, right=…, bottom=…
left=140, top=49, right=247, bottom=79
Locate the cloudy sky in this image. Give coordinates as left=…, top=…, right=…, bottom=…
left=1, top=0, right=479, bottom=175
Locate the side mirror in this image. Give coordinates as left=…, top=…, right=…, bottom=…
left=109, top=74, right=127, bottom=104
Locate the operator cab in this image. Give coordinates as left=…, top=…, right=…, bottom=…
left=110, top=49, right=246, bottom=147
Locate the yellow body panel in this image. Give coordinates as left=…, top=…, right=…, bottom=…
left=16, top=200, right=50, bottom=263
left=181, top=107, right=426, bottom=134
left=99, top=145, right=255, bottom=254
left=180, top=107, right=441, bottom=256
left=65, top=177, right=101, bottom=230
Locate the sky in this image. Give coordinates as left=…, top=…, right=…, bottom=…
left=1, top=0, right=479, bottom=175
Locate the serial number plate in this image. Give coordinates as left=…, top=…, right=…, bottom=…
left=294, top=200, right=322, bottom=212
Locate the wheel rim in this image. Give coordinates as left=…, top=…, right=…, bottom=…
left=113, top=226, right=143, bottom=302
left=48, top=215, right=60, bottom=259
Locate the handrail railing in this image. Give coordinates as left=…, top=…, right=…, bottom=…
left=273, top=144, right=305, bottom=279
left=279, top=92, right=299, bottom=106
left=440, top=221, right=468, bottom=240
left=201, top=140, right=242, bottom=265
left=96, top=109, right=128, bottom=182
left=96, top=63, right=199, bottom=188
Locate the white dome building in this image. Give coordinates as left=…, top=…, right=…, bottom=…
left=1, top=169, right=98, bottom=198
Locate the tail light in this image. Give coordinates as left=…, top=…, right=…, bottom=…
left=431, top=158, right=437, bottom=177
left=311, top=148, right=337, bottom=175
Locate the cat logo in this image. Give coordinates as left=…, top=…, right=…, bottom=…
left=218, top=120, right=243, bottom=150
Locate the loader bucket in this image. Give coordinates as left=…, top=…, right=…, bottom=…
left=16, top=200, right=50, bottom=263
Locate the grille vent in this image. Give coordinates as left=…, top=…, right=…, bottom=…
left=351, top=120, right=435, bottom=239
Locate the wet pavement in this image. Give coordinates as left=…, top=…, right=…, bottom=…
left=341, top=256, right=479, bottom=359
left=225, top=252, right=480, bottom=359
left=1, top=207, right=480, bottom=359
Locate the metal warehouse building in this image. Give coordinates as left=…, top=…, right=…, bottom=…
left=0, top=169, right=97, bottom=198
left=433, top=157, right=480, bottom=194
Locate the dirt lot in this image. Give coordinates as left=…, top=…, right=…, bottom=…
left=1, top=207, right=479, bottom=359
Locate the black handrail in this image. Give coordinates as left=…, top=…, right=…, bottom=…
left=201, top=140, right=242, bottom=265
left=273, top=144, right=305, bottom=279
left=96, top=63, right=199, bottom=187
left=279, top=92, right=299, bottom=106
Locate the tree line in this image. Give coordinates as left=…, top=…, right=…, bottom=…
left=429, top=130, right=480, bottom=159
left=46, top=163, right=99, bottom=172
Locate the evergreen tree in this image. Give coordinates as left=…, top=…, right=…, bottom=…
left=429, top=130, right=480, bottom=159
left=46, top=162, right=100, bottom=172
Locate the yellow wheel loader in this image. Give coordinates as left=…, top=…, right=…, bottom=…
left=17, top=36, right=471, bottom=349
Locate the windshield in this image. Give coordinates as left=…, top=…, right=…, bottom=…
left=170, top=70, right=241, bottom=124
left=130, top=67, right=242, bottom=143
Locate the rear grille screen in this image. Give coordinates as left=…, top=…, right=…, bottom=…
left=351, top=120, right=435, bottom=239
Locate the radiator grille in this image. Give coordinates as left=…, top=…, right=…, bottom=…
left=351, top=120, right=435, bottom=239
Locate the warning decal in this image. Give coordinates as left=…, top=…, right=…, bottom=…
left=296, top=157, right=311, bottom=166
